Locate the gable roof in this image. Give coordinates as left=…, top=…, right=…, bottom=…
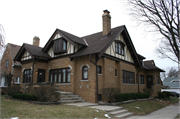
left=14, top=43, right=51, bottom=62
left=143, top=60, right=165, bottom=72
left=70, top=25, right=142, bottom=67
left=163, top=77, right=180, bottom=88
left=42, top=29, right=87, bottom=52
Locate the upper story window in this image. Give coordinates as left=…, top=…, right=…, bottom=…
left=23, top=69, right=32, bottom=83
left=54, top=38, right=67, bottom=55
left=115, top=41, right=124, bottom=56
left=82, top=66, right=88, bottom=80
left=98, top=66, right=102, bottom=74
left=5, top=59, right=9, bottom=68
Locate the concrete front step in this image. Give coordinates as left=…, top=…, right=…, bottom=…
left=105, top=107, right=123, bottom=112
left=61, top=97, right=82, bottom=101
left=61, top=95, right=79, bottom=98
left=109, top=109, right=128, bottom=116
left=115, top=112, right=133, bottom=119
left=60, top=99, right=84, bottom=104
left=56, top=91, right=73, bottom=95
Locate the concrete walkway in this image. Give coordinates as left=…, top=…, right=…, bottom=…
left=127, top=102, right=180, bottom=119
left=66, top=102, right=180, bottom=119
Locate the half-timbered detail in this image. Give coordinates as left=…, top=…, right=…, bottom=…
left=13, top=10, right=164, bottom=103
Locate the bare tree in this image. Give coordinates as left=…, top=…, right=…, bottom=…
left=127, top=0, right=180, bottom=63
left=0, top=24, right=6, bottom=59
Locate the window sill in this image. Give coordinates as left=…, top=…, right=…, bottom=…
left=98, top=74, right=103, bottom=76
left=81, top=80, right=89, bottom=82
left=0, top=86, right=8, bottom=87
left=56, top=83, right=71, bottom=85
left=140, top=84, right=145, bottom=85
left=115, top=76, right=118, bottom=77
left=122, top=83, right=137, bottom=85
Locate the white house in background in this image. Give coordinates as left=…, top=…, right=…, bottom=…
left=161, top=76, right=180, bottom=93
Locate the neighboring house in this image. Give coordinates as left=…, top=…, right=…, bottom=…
left=0, top=43, right=21, bottom=94
left=14, top=10, right=164, bottom=103
left=162, top=76, right=180, bottom=93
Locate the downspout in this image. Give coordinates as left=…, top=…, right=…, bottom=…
left=31, top=57, right=40, bottom=83
left=89, top=54, right=99, bottom=102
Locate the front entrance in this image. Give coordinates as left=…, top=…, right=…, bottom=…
left=147, top=76, right=153, bottom=88
left=37, top=69, right=46, bottom=83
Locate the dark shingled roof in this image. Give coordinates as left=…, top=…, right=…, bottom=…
left=70, top=26, right=124, bottom=57
left=24, top=43, right=51, bottom=58
left=143, top=60, right=165, bottom=72
left=8, top=43, right=21, bottom=65
left=57, top=29, right=87, bottom=46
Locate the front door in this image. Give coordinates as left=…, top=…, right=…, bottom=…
left=147, top=76, right=153, bottom=88
left=37, top=69, right=45, bottom=83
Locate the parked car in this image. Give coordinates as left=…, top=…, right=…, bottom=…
left=169, top=91, right=179, bottom=98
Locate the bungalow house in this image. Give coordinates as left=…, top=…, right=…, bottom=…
left=14, top=10, right=164, bottom=103
left=0, top=43, right=21, bottom=94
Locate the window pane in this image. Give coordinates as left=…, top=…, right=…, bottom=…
left=63, top=69, right=66, bottom=82
left=54, top=74, right=57, bottom=83
left=63, top=40, right=66, bottom=50
left=67, top=72, right=70, bottom=82
left=18, top=77, right=21, bottom=83
left=84, top=71, right=88, bottom=78
left=115, top=43, right=118, bottom=53
left=58, top=73, right=61, bottom=83
left=122, top=46, right=124, bottom=55
left=50, top=74, right=53, bottom=82
left=118, top=43, right=121, bottom=54
left=83, top=67, right=88, bottom=70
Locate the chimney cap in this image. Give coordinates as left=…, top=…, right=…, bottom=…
left=103, top=9, right=110, bottom=14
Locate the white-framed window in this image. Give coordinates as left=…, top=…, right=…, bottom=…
left=14, top=77, right=21, bottom=84
left=0, top=76, right=8, bottom=87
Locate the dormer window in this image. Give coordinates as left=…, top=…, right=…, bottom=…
left=54, top=38, right=67, bottom=55
left=115, top=40, right=125, bottom=56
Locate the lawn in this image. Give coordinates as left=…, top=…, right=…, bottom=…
left=120, top=97, right=179, bottom=116
left=1, top=95, right=110, bottom=118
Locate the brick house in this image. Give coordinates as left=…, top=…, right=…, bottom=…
left=14, top=10, right=164, bottom=103
left=0, top=43, right=21, bottom=94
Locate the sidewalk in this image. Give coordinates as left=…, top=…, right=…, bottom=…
left=127, top=102, right=180, bottom=119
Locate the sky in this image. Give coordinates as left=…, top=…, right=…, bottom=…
left=0, top=0, right=178, bottom=70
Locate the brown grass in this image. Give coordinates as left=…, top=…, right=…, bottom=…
left=1, top=95, right=111, bottom=118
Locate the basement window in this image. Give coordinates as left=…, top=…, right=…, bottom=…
left=53, top=38, right=67, bottom=55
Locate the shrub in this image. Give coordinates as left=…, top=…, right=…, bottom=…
left=116, top=93, right=150, bottom=102
left=7, top=85, right=20, bottom=96
left=103, top=88, right=120, bottom=103
left=162, top=91, right=171, bottom=98
left=157, top=92, right=166, bottom=99
left=12, top=93, right=37, bottom=101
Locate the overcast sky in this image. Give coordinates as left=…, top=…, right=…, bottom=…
left=0, top=0, right=178, bottom=70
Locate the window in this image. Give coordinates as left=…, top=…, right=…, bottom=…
left=98, top=66, right=102, bottom=74
left=122, top=70, right=135, bottom=84
left=115, top=41, right=124, bottom=55
left=0, top=76, right=8, bottom=87
left=82, top=66, right=88, bottom=80
left=140, top=75, right=144, bottom=84
left=49, top=68, right=70, bottom=83
left=23, top=69, right=32, bottom=83
left=54, top=38, right=67, bottom=55
left=115, top=69, right=117, bottom=76
left=156, top=76, right=160, bottom=84
left=15, top=77, right=21, bottom=84
left=5, top=59, right=9, bottom=68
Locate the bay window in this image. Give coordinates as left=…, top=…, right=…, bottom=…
left=54, top=38, right=67, bottom=55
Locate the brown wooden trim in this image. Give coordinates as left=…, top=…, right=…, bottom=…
left=99, top=27, right=124, bottom=58
left=102, top=53, right=136, bottom=66
left=49, top=53, right=75, bottom=61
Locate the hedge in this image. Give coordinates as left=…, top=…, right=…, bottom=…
left=12, top=93, right=37, bottom=101
left=116, top=93, right=150, bottom=102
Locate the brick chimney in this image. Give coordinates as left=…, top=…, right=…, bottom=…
left=33, top=36, right=40, bottom=47
left=102, top=10, right=111, bottom=36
